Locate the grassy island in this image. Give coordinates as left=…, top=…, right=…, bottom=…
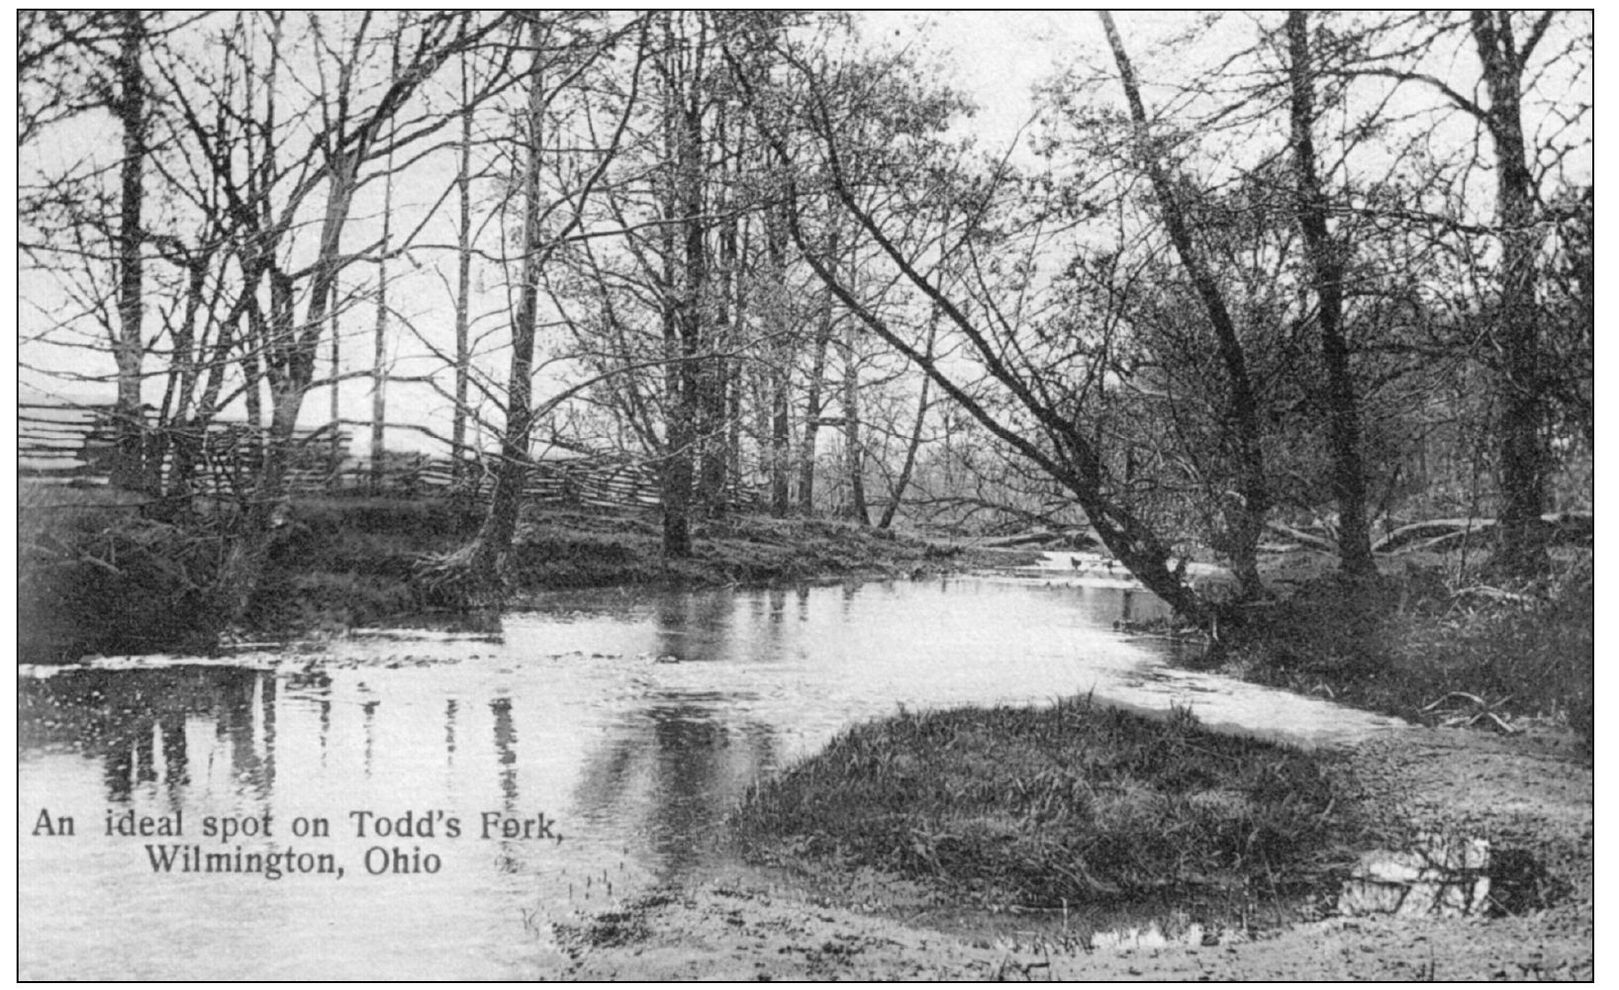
left=729, top=697, right=1367, bottom=929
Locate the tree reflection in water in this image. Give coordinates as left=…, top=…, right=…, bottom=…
left=567, top=592, right=779, bottom=877
left=19, top=666, right=273, bottom=802
left=489, top=695, right=523, bottom=873
left=571, top=696, right=777, bottom=878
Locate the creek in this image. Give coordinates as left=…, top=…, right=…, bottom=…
left=18, top=560, right=1404, bottom=979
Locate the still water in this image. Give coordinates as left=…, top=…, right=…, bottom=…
left=18, top=571, right=1403, bottom=979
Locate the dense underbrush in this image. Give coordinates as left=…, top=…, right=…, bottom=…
left=20, top=497, right=223, bottom=659
left=1213, top=550, right=1593, bottom=748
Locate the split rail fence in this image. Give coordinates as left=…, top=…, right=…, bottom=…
left=19, top=402, right=758, bottom=513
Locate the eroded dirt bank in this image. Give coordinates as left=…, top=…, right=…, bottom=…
left=554, top=725, right=1592, bottom=980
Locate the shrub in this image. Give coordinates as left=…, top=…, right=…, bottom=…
left=20, top=506, right=226, bottom=660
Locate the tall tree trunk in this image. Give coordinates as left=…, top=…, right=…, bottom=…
left=370, top=207, right=390, bottom=488
left=328, top=280, right=342, bottom=477
left=159, top=259, right=205, bottom=499
left=241, top=330, right=264, bottom=433
left=659, top=245, right=693, bottom=553
left=763, top=205, right=793, bottom=516
left=369, top=40, right=400, bottom=490
left=725, top=216, right=745, bottom=508
left=451, top=31, right=474, bottom=486
left=658, top=16, right=704, bottom=559
left=1102, top=11, right=1268, bottom=598
left=841, top=296, right=868, bottom=526
left=111, top=11, right=148, bottom=492
left=150, top=256, right=211, bottom=499
left=1472, top=11, right=1546, bottom=575
left=697, top=100, right=733, bottom=513
left=1286, top=11, right=1375, bottom=578
left=796, top=230, right=837, bottom=514
left=668, top=88, right=707, bottom=553
left=658, top=195, right=692, bottom=554
left=769, top=368, right=792, bottom=516
left=469, top=23, right=545, bottom=578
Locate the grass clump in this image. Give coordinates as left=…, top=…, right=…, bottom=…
left=730, top=698, right=1359, bottom=911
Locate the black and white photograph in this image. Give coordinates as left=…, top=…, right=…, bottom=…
left=17, top=10, right=1593, bottom=980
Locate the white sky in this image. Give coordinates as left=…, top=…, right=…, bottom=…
left=860, top=10, right=1193, bottom=154
left=11, top=11, right=1596, bottom=457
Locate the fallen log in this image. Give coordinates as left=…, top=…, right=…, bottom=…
left=1373, top=518, right=1493, bottom=553
left=978, top=530, right=1060, bottom=549
left=1264, top=522, right=1337, bottom=553
left=1373, top=511, right=1593, bottom=554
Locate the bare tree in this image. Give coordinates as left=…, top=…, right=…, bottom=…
left=731, top=33, right=1218, bottom=623
left=449, top=14, right=647, bottom=582
left=1100, top=12, right=1270, bottom=598
left=1323, top=11, right=1589, bottom=573
left=450, top=21, right=477, bottom=484
left=1284, top=11, right=1374, bottom=576
left=151, top=12, right=506, bottom=620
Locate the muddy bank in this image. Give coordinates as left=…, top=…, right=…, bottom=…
left=554, top=726, right=1592, bottom=980
left=20, top=498, right=1034, bottom=662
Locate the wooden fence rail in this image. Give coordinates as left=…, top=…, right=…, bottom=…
left=20, top=403, right=760, bottom=513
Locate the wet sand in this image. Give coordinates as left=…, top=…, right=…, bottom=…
left=555, top=725, right=1593, bottom=980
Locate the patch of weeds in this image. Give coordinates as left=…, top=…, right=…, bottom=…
left=1215, top=552, right=1592, bottom=747
left=552, top=891, right=676, bottom=952
left=554, top=908, right=649, bottom=950
left=244, top=570, right=418, bottom=635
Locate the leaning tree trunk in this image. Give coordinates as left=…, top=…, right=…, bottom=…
left=878, top=312, right=936, bottom=530
left=732, top=33, right=1217, bottom=628
left=1103, top=12, right=1269, bottom=598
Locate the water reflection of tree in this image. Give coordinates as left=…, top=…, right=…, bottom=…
left=571, top=597, right=778, bottom=874
left=571, top=695, right=777, bottom=878
left=741, top=588, right=790, bottom=653
left=651, top=591, right=735, bottom=662
left=489, top=695, right=521, bottom=873
left=18, top=666, right=274, bottom=801
left=444, top=698, right=459, bottom=765
left=1023, top=583, right=1173, bottom=626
